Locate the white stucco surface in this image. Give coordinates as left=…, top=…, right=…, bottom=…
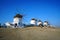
left=37, top=22, right=42, bottom=25
left=30, top=20, right=36, bottom=25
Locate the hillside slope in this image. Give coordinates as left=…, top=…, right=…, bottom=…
left=0, top=27, right=60, bottom=40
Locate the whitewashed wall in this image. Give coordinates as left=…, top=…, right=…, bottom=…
left=30, top=20, right=36, bottom=25
left=37, top=22, right=42, bottom=25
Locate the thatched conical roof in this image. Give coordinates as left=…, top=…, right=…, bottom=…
left=14, top=14, right=23, bottom=18
left=44, top=21, right=48, bottom=23
left=38, top=20, right=42, bottom=22
left=31, top=18, right=37, bottom=21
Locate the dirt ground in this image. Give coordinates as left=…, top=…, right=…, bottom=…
left=0, top=27, right=60, bottom=40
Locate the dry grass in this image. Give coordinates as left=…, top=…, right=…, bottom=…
left=0, top=27, right=60, bottom=40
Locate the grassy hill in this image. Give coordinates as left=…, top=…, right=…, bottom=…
left=0, top=27, right=60, bottom=40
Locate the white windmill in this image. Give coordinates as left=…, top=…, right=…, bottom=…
left=13, top=14, right=23, bottom=28
left=13, top=8, right=26, bottom=28
left=30, top=18, right=37, bottom=26
left=37, top=20, right=43, bottom=27
left=43, top=21, right=48, bottom=27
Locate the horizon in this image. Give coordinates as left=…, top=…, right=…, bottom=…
left=0, top=0, right=60, bottom=27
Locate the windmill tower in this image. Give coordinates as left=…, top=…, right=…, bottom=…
left=30, top=18, right=37, bottom=26
left=13, top=14, right=23, bottom=28
left=37, top=20, right=43, bottom=27
left=43, top=21, right=48, bottom=27
left=13, top=8, right=26, bottom=28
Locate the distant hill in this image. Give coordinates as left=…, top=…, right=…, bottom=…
left=0, top=27, right=60, bottom=40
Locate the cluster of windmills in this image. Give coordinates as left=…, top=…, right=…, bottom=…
left=4, top=14, right=50, bottom=28
left=30, top=18, right=49, bottom=27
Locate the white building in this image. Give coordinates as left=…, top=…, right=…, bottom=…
left=5, top=14, right=24, bottom=28
left=5, top=22, right=14, bottom=28
left=13, top=14, right=23, bottom=28
left=30, top=18, right=37, bottom=26
left=37, top=20, right=43, bottom=26
left=43, top=21, right=48, bottom=26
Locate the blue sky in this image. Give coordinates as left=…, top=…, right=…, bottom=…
left=0, top=0, right=60, bottom=27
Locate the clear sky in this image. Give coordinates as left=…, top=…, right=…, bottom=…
left=0, top=0, right=60, bottom=27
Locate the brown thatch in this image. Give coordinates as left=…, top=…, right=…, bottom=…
left=38, top=20, right=42, bottom=22
left=14, top=14, right=23, bottom=18
left=44, top=21, right=48, bottom=23
left=31, top=18, right=37, bottom=21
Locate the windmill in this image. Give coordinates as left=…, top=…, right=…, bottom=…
left=30, top=18, right=37, bottom=26
left=43, top=20, right=50, bottom=27
left=37, top=19, right=43, bottom=27
left=13, top=8, right=27, bottom=28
